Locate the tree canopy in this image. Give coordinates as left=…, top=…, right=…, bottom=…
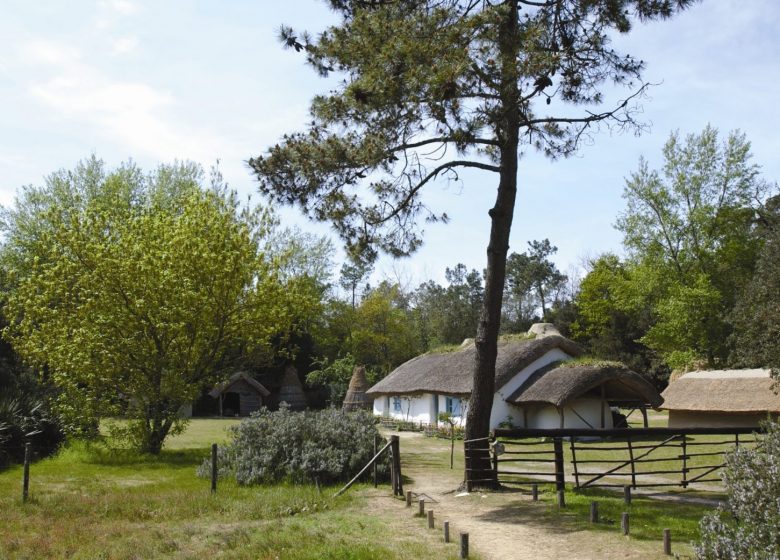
left=2, top=158, right=318, bottom=453
left=251, top=0, right=694, bottom=486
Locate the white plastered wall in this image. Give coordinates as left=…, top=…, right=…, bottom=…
left=489, top=348, right=572, bottom=430
left=528, top=397, right=614, bottom=429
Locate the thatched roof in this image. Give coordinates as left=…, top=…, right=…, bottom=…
left=208, top=372, right=270, bottom=398
left=343, top=365, right=372, bottom=411
left=661, top=369, right=780, bottom=413
left=506, top=362, right=663, bottom=408
left=366, top=334, right=582, bottom=397
left=278, top=364, right=307, bottom=410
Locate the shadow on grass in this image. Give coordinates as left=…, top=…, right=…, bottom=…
left=76, top=443, right=208, bottom=468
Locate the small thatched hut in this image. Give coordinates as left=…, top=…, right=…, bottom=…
left=506, top=362, right=662, bottom=429
left=342, top=365, right=372, bottom=411
left=278, top=364, right=307, bottom=410
left=366, top=323, right=662, bottom=430
left=661, top=369, right=780, bottom=428
left=208, top=372, right=270, bottom=417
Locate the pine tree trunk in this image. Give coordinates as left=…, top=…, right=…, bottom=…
left=464, top=0, right=519, bottom=490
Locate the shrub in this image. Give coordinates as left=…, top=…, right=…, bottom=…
left=695, top=421, right=780, bottom=559
left=0, top=395, right=64, bottom=468
left=198, top=407, right=388, bottom=485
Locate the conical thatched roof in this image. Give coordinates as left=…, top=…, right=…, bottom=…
left=661, top=369, right=780, bottom=413
left=342, top=365, right=372, bottom=411
left=366, top=334, right=582, bottom=397
left=506, top=362, right=663, bottom=408
left=278, top=364, right=307, bottom=410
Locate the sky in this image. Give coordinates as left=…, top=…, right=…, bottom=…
left=1, top=0, right=779, bottom=288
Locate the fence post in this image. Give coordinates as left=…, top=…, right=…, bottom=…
left=444, top=520, right=450, bottom=543
left=390, top=435, right=403, bottom=496
left=427, top=509, right=434, bottom=529
left=460, top=532, right=469, bottom=559
left=553, top=438, right=565, bottom=493
left=531, top=483, right=538, bottom=501
left=557, top=489, right=565, bottom=508
left=589, top=501, right=599, bottom=523
left=681, top=434, right=688, bottom=488
left=464, top=440, right=473, bottom=492
left=406, top=490, right=412, bottom=507
left=621, top=512, right=630, bottom=536
left=418, top=498, right=425, bottom=517
left=210, top=443, right=218, bottom=494
left=663, top=529, right=671, bottom=555
left=22, top=442, right=31, bottom=503
left=623, top=485, right=632, bottom=505
left=373, top=435, right=378, bottom=488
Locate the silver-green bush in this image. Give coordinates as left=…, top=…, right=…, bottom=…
left=198, top=407, right=387, bottom=485
left=695, top=421, right=780, bottom=559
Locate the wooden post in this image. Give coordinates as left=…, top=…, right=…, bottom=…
left=406, top=490, right=412, bottom=507
left=390, top=435, right=403, bottom=496
left=624, top=485, right=632, bottom=505
left=210, top=443, right=218, bottom=494
left=640, top=406, right=648, bottom=428
left=553, top=438, right=565, bottom=493
left=22, top=442, right=31, bottom=503
left=663, top=529, right=671, bottom=555
left=444, top=520, right=450, bottom=543
left=427, top=509, right=434, bottom=529
left=459, top=532, right=469, bottom=559
left=621, top=512, right=630, bottom=536
left=531, top=483, right=538, bottom=501
left=418, top=498, right=425, bottom=517
left=373, top=435, right=378, bottom=488
left=557, top=490, right=565, bottom=508
left=681, top=434, right=688, bottom=488
left=590, top=501, right=599, bottom=523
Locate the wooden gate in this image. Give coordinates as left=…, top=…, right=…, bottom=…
left=491, top=427, right=760, bottom=491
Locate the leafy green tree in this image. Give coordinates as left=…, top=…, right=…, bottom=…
left=414, top=263, right=483, bottom=347
left=249, top=0, right=693, bottom=485
left=615, top=126, right=776, bottom=369
left=504, top=239, right=567, bottom=330
left=339, top=260, right=373, bottom=309
left=730, top=224, right=780, bottom=376
left=2, top=158, right=316, bottom=453
left=573, top=254, right=669, bottom=387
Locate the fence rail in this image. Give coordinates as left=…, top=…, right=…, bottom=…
left=491, top=427, right=761, bottom=491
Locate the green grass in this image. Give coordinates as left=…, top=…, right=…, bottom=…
left=0, top=420, right=466, bottom=559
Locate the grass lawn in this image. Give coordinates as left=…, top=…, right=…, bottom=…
left=0, top=419, right=466, bottom=560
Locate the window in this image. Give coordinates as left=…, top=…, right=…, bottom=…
left=393, top=397, right=402, bottom=412
left=445, top=396, right=462, bottom=416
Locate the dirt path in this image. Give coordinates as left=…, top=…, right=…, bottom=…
left=362, top=431, right=689, bottom=560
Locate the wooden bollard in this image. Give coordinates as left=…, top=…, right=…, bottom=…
left=210, top=443, right=218, bottom=494
left=459, top=532, right=469, bottom=559
left=406, top=490, right=412, bottom=507
left=589, top=501, right=599, bottom=523
left=427, top=509, right=434, bottom=529
left=624, top=485, right=632, bottom=505
left=373, top=435, right=378, bottom=488
left=621, top=512, right=630, bottom=536
left=557, top=489, right=565, bottom=508
left=22, top=442, right=31, bottom=503
left=531, top=483, right=538, bottom=501
left=443, top=520, right=450, bottom=543
left=663, top=528, right=671, bottom=555
left=418, top=497, right=425, bottom=516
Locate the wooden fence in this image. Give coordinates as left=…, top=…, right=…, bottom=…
left=491, top=427, right=761, bottom=491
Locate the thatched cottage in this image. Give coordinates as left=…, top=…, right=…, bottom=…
left=366, top=324, right=662, bottom=430
left=661, top=369, right=780, bottom=428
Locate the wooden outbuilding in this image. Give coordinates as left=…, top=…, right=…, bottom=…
left=208, top=372, right=270, bottom=417
left=661, top=369, right=780, bottom=428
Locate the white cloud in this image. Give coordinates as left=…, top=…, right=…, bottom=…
left=21, top=38, right=238, bottom=166
left=111, top=35, right=139, bottom=54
